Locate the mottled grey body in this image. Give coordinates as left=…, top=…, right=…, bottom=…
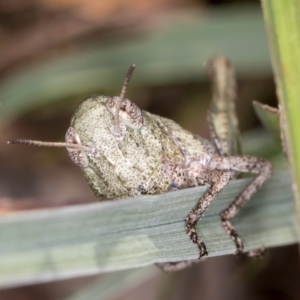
left=68, top=95, right=217, bottom=200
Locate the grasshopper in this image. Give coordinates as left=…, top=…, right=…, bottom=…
left=8, top=56, right=273, bottom=271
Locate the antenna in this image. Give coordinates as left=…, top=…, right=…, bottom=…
left=114, top=64, right=136, bottom=133
left=7, top=139, right=92, bottom=152
left=8, top=64, right=137, bottom=148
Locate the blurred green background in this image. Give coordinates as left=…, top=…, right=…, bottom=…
left=0, top=0, right=297, bottom=299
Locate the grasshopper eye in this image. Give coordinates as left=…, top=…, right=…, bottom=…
left=106, top=97, right=143, bottom=129
left=106, top=64, right=143, bottom=140
left=65, top=127, right=89, bottom=168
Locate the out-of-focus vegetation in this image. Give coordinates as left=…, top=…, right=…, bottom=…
left=0, top=0, right=298, bottom=300
left=0, top=3, right=272, bottom=125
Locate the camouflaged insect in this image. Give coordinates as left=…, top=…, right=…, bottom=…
left=8, top=57, right=273, bottom=272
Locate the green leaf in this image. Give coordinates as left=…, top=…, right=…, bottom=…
left=0, top=171, right=297, bottom=289
left=252, top=100, right=281, bottom=148
left=64, top=267, right=159, bottom=300
left=261, top=1, right=300, bottom=235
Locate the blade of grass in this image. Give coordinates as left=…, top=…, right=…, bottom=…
left=0, top=171, right=297, bottom=289
left=64, top=267, right=159, bottom=300
left=261, top=1, right=300, bottom=235
left=252, top=101, right=281, bottom=148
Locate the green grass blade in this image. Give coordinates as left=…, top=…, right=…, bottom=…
left=261, top=1, right=300, bottom=232
left=252, top=101, right=281, bottom=148
left=64, top=267, right=159, bottom=300
left=0, top=171, right=297, bottom=289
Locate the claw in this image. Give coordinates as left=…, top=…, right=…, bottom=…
left=199, top=243, right=208, bottom=258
